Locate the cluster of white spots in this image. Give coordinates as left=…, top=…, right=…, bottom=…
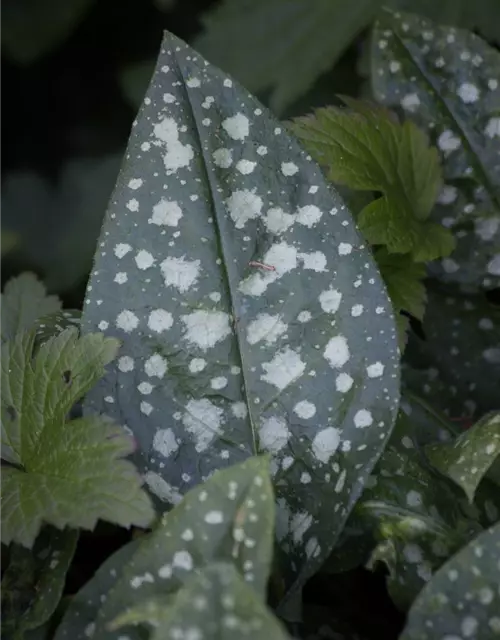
left=231, top=402, right=247, bottom=419
left=263, top=207, right=295, bottom=234
left=486, top=254, right=500, bottom=276
left=259, top=416, right=290, bottom=453
left=437, top=129, right=461, bottom=153
left=213, top=147, right=233, bottom=168
left=153, top=428, right=179, bottom=457
left=401, top=93, right=420, bottom=111
left=311, top=427, right=341, bottom=463
left=143, top=471, right=182, bottom=504
left=181, top=310, right=231, bottom=351
left=367, top=361, right=384, bottom=378
left=189, top=357, right=206, bottom=373
left=457, top=82, right=480, bottom=103
left=160, top=256, right=201, bottom=292
left=281, top=162, right=299, bottom=176
left=291, top=511, right=313, bottom=544
left=116, top=309, right=139, bottom=332
left=126, top=198, right=139, bottom=212
left=118, top=355, right=134, bottom=372
left=149, top=199, right=183, bottom=226
left=236, top=159, right=256, bottom=174
left=153, top=117, right=194, bottom=172
left=114, top=243, right=132, bottom=258
left=182, top=398, right=224, bottom=452
left=246, top=313, right=287, bottom=345
left=261, top=347, right=305, bottom=390
left=225, top=189, right=263, bottom=228
left=144, top=353, right=168, bottom=378
left=298, top=251, right=327, bottom=272
left=353, top=409, right=373, bottom=428
left=135, top=250, right=155, bottom=270
left=210, top=376, right=228, bottom=389
left=336, top=372, right=354, bottom=393
left=319, top=288, right=342, bottom=314
left=128, top=178, right=143, bottom=189
left=148, top=309, right=173, bottom=333
left=222, top=113, right=250, bottom=140
left=485, top=117, right=500, bottom=139
left=323, top=335, right=350, bottom=369
left=293, top=400, right=316, bottom=419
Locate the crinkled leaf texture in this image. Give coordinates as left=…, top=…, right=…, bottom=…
left=34, top=309, right=82, bottom=349
left=1, top=527, right=78, bottom=638
left=81, top=31, right=400, bottom=597
left=1, top=273, right=61, bottom=342
left=0, top=328, right=154, bottom=547
left=291, top=98, right=453, bottom=262
left=55, top=457, right=274, bottom=640
left=111, top=562, right=292, bottom=640
left=426, top=411, right=500, bottom=503
left=371, top=9, right=500, bottom=290
left=401, top=522, right=500, bottom=639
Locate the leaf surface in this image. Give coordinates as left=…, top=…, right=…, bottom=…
left=401, top=523, right=500, bottom=639
left=82, top=31, right=400, bottom=597
left=1, top=328, right=154, bottom=547
left=371, top=9, right=500, bottom=290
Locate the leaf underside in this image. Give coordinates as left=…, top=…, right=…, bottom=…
left=82, top=31, right=400, bottom=597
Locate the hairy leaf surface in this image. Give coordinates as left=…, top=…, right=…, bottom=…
left=82, top=31, right=400, bottom=597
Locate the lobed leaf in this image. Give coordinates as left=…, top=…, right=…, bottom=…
left=426, top=411, right=500, bottom=502
left=1, top=328, right=154, bottom=547
left=371, top=9, right=500, bottom=290
left=1, top=527, right=79, bottom=638
left=82, top=31, right=400, bottom=598
left=110, top=562, right=292, bottom=640
left=401, top=522, right=500, bottom=639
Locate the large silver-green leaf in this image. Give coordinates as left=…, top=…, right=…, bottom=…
left=371, top=9, right=500, bottom=291
left=401, top=522, right=500, bottom=639
left=82, top=31, right=400, bottom=598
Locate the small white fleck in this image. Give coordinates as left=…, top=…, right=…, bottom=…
left=116, top=310, right=139, bottom=333
left=213, top=148, right=233, bottom=168
left=323, top=335, right=350, bottom=368
left=354, top=409, right=373, bottom=428
left=128, top=178, right=143, bottom=190
left=114, top=243, right=132, bottom=258
left=160, top=256, right=201, bottom=292
left=457, top=82, right=480, bottom=103
left=189, top=358, right=206, bottom=373
left=173, top=550, right=193, bottom=571
left=118, top=355, right=134, bottom=372
left=312, top=427, right=341, bottom=463
left=135, top=250, right=155, bottom=270
left=153, top=428, right=179, bottom=457
left=148, top=309, right=173, bottom=333
left=144, top=354, right=168, bottom=378
left=281, top=162, right=299, bottom=176
left=204, top=510, right=224, bottom=524
left=338, top=242, right=352, bottom=255
left=222, top=113, right=250, bottom=140
left=211, top=376, right=228, bottom=389
left=293, top=400, right=316, bottom=419
left=319, top=288, right=342, bottom=314
left=259, top=416, right=290, bottom=454
left=236, top=159, right=257, bottom=174
left=367, top=362, right=384, bottom=378
left=401, top=93, right=420, bottom=111
left=336, top=372, right=353, bottom=393
left=150, top=199, right=183, bottom=227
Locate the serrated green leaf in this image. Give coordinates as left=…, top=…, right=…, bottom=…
left=56, top=458, right=274, bottom=640
left=1, top=328, right=154, bottom=548
left=371, top=9, right=500, bottom=291
left=426, top=411, right=500, bottom=503
left=111, top=562, right=292, bottom=640
left=1, top=273, right=62, bottom=342
left=1, top=526, right=78, bottom=639
left=82, top=31, right=400, bottom=600
left=34, top=309, right=82, bottom=349
left=291, top=98, right=452, bottom=261
left=2, top=0, right=95, bottom=64
left=401, top=522, right=500, bottom=639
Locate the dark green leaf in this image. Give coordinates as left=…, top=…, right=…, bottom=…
left=110, top=562, right=292, bottom=640
left=1, top=527, right=78, bottom=639
left=401, top=523, right=500, bottom=639
left=426, top=411, right=500, bottom=502
left=1, top=328, right=154, bottom=547
left=1, top=273, right=61, bottom=342
left=34, top=310, right=82, bottom=349
left=371, top=9, right=500, bottom=290
left=82, top=31, right=400, bottom=599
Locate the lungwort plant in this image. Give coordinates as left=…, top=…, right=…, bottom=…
left=2, top=8, right=499, bottom=640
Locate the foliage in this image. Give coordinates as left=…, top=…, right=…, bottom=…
left=2, top=4, right=500, bottom=640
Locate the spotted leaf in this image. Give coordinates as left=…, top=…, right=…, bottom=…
left=81, top=31, right=400, bottom=599
left=371, top=9, right=500, bottom=291
left=426, top=411, right=500, bottom=503
left=34, top=309, right=82, bottom=348
left=401, top=522, right=500, bottom=639
left=110, top=562, right=292, bottom=640
left=58, top=457, right=274, bottom=640
left=1, top=527, right=79, bottom=639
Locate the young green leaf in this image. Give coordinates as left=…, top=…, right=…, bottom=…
left=291, top=98, right=453, bottom=261
left=110, top=562, right=292, bottom=640
left=1, top=328, right=154, bottom=547
left=34, top=309, right=82, bottom=349
left=401, top=523, right=500, bottom=639
left=426, top=411, right=500, bottom=503
left=82, top=31, right=400, bottom=598
left=372, top=9, right=500, bottom=291
left=1, top=527, right=78, bottom=639
left=83, top=457, right=275, bottom=638
left=1, top=272, right=61, bottom=342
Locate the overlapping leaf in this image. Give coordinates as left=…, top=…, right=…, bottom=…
left=401, top=522, right=500, bottom=639
left=110, top=562, right=292, bottom=640
left=1, top=328, right=154, bottom=547
left=1, top=527, right=79, bottom=639
left=34, top=309, right=82, bottom=348
left=371, top=9, right=500, bottom=291
left=56, top=458, right=274, bottom=640
left=82, top=31, right=400, bottom=598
